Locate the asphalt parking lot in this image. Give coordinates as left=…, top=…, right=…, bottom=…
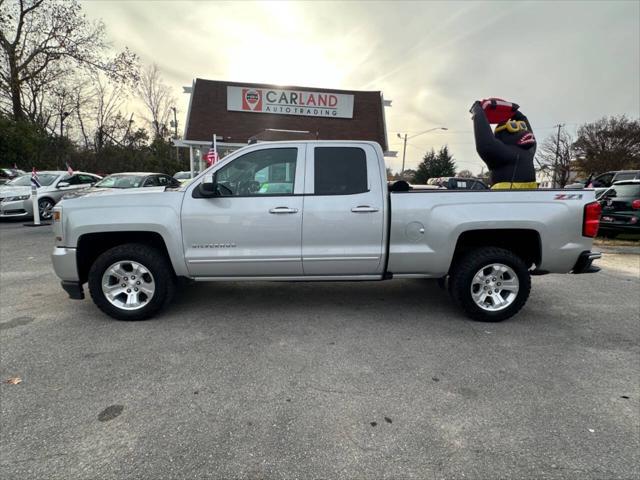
left=1, top=220, right=638, bottom=480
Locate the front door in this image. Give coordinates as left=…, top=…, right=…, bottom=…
left=302, top=144, right=386, bottom=275
left=182, top=145, right=305, bottom=277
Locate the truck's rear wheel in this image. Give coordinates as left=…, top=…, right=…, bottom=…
left=449, top=247, right=531, bottom=322
left=88, top=243, right=175, bottom=321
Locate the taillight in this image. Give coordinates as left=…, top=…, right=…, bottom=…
left=632, top=199, right=640, bottom=210
left=583, top=201, right=601, bottom=237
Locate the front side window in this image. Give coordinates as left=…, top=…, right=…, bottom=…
left=143, top=176, right=160, bottom=187
left=216, top=148, right=297, bottom=196
left=593, top=173, right=614, bottom=188
left=78, top=174, right=98, bottom=184
left=314, top=147, right=368, bottom=195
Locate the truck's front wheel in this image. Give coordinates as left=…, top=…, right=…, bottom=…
left=449, top=247, right=531, bottom=322
left=88, top=243, right=175, bottom=321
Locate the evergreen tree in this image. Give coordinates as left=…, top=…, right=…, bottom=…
left=414, top=146, right=456, bottom=183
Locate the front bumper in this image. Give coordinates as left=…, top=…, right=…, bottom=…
left=0, top=198, right=32, bottom=217
left=61, top=281, right=85, bottom=300
left=572, top=251, right=602, bottom=274
left=52, top=247, right=85, bottom=300
left=51, top=247, right=80, bottom=282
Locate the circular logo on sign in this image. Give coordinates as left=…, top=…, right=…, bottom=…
left=245, top=89, right=259, bottom=106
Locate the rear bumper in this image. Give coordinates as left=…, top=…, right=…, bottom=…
left=572, top=251, right=602, bottom=274
left=598, top=223, right=640, bottom=234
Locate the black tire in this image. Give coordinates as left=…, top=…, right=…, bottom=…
left=38, top=198, right=55, bottom=220
left=449, top=247, right=531, bottom=322
left=88, top=243, right=175, bottom=321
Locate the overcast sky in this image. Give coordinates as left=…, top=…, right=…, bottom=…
left=81, top=0, right=639, bottom=174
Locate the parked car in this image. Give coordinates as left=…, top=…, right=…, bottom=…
left=0, top=171, right=101, bottom=220
left=173, top=171, right=199, bottom=186
left=596, top=180, right=640, bottom=237
left=566, top=170, right=640, bottom=192
left=94, top=172, right=182, bottom=189
left=427, top=177, right=488, bottom=190
left=51, top=140, right=601, bottom=323
left=0, top=168, right=26, bottom=185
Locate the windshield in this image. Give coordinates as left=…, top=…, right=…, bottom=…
left=601, top=184, right=640, bottom=199
left=95, top=175, right=146, bottom=188
left=7, top=173, right=58, bottom=187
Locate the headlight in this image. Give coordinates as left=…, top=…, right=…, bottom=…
left=3, top=195, right=30, bottom=202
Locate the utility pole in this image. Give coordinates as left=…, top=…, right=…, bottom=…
left=397, top=127, right=447, bottom=179
left=552, top=123, right=564, bottom=188
left=171, top=107, right=179, bottom=161
left=400, top=133, right=408, bottom=177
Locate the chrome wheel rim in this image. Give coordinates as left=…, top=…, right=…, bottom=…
left=101, top=260, right=155, bottom=311
left=39, top=200, right=54, bottom=220
left=470, top=263, right=519, bottom=312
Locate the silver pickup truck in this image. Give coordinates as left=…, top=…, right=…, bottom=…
left=51, top=141, right=602, bottom=322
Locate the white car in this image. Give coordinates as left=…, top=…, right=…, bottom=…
left=0, top=171, right=101, bottom=220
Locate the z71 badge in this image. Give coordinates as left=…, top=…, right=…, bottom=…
left=554, top=193, right=583, bottom=200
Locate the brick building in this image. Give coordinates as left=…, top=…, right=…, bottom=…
left=175, top=79, right=390, bottom=172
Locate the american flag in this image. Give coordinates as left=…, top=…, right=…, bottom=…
left=206, top=143, right=219, bottom=166
left=31, top=167, right=41, bottom=188
left=66, top=162, right=73, bottom=175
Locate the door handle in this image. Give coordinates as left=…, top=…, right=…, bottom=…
left=269, top=206, right=298, bottom=214
left=351, top=205, right=379, bottom=213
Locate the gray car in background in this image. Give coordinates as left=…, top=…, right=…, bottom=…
left=93, top=172, right=182, bottom=189
left=0, top=171, right=101, bottom=220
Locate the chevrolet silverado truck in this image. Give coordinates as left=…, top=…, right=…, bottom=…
left=51, top=141, right=602, bottom=322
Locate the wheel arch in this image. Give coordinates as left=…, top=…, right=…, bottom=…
left=450, top=228, right=542, bottom=272
left=77, top=231, right=176, bottom=284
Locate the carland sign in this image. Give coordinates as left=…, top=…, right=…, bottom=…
left=227, top=86, right=354, bottom=119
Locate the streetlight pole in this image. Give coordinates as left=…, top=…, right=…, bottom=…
left=397, top=127, right=448, bottom=177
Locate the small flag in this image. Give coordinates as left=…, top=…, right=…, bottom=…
left=206, top=143, right=219, bottom=167
left=66, top=162, right=73, bottom=175
left=31, top=167, right=41, bottom=188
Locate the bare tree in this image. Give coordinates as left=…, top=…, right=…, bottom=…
left=457, top=169, right=473, bottom=178
left=138, top=63, right=176, bottom=139
left=573, top=116, right=640, bottom=174
left=91, top=75, right=132, bottom=151
left=536, top=127, right=574, bottom=188
left=0, top=0, right=138, bottom=120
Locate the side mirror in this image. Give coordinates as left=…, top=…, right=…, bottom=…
left=199, top=174, right=218, bottom=197
left=57, top=181, right=70, bottom=188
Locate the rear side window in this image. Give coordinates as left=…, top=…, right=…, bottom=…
left=314, top=147, right=368, bottom=195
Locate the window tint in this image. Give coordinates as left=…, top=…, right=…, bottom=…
left=593, top=173, right=614, bottom=188
left=314, top=147, right=367, bottom=195
left=158, top=175, right=171, bottom=186
left=78, top=174, right=97, bottom=184
left=216, top=148, right=297, bottom=196
left=65, top=175, right=83, bottom=185
left=143, top=176, right=160, bottom=187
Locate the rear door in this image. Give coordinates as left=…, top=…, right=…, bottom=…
left=302, top=144, right=385, bottom=275
left=182, top=145, right=305, bottom=277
